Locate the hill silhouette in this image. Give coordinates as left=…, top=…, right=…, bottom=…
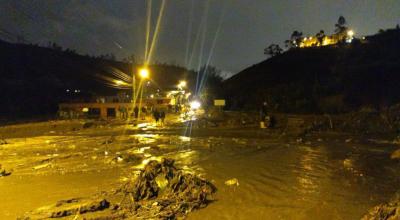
left=0, top=40, right=195, bottom=119
left=223, top=28, right=400, bottom=113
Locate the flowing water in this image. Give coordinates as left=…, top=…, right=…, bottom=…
left=185, top=137, right=400, bottom=219
left=1, top=125, right=399, bottom=219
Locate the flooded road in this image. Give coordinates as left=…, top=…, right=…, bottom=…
left=188, top=138, right=400, bottom=219
left=0, top=121, right=399, bottom=219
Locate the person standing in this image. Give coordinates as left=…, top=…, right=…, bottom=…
left=160, top=110, right=166, bottom=126
left=153, top=109, right=160, bottom=125
left=134, top=106, right=139, bottom=119
left=141, top=106, right=147, bottom=120
left=260, top=102, right=268, bottom=128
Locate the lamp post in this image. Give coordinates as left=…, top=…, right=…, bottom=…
left=136, top=67, right=149, bottom=120
left=132, top=68, right=150, bottom=104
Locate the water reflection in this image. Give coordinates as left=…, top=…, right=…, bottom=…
left=296, top=146, right=326, bottom=195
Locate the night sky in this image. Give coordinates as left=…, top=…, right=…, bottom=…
left=1, top=0, right=399, bottom=77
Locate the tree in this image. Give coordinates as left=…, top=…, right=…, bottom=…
left=264, top=44, right=283, bottom=57
left=335, top=16, right=347, bottom=34
left=285, top=30, right=303, bottom=48
left=197, top=65, right=223, bottom=107
left=316, top=30, right=325, bottom=45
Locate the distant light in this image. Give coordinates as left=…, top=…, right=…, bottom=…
left=139, top=68, right=149, bottom=78
left=303, top=37, right=307, bottom=41
left=190, top=100, right=201, bottom=110
left=347, top=30, right=354, bottom=37
left=150, top=94, right=154, bottom=98
left=114, top=80, right=124, bottom=85
left=308, top=37, right=312, bottom=40
left=82, top=107, right=89, bottom=112
left=66, top=89, right=70, bottom=92
left=178, top=80, right=187, bottom=88
left=74, top=89, right=78, bottom=93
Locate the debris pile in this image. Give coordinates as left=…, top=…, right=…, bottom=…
left=116, top=158, right=217, bottom=219
left=0, top=164, right=11, bottom=177
left=362, top=193, right=400, bottom=220
left=21, top=158, right=216, bottom=219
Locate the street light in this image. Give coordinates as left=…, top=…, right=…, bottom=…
left=139, top=68, right=149, bottom=79
left=133, top=67, right=150, bottom=101
left=136, top=67, right=150, bottom=120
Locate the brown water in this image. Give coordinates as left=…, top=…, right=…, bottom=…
left=1, top=126, right=399, bottom=219
left=0, top=169, right=121, bottom=219
left=178, top=137, right=400, bottom=220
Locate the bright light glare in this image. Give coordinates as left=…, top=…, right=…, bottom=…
left=178, top=80, right=187, bottom=88
left=347, top=30, right=354, bottom=37
left=190, top=100, right=201, bottom=110
left=114, top=80, right=124, bottom=85
left=139, top=68, right=149, bottom=78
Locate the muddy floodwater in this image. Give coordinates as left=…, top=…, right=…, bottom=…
left=0, top=121, right=399, bottom=219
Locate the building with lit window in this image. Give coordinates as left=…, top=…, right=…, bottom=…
left=299, top=30, right=354, bottom=48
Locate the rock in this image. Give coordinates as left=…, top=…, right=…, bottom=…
left=0, top=164, right=12, bottom=177
left=82, top=121, right=95, bottom=129
left=391, top=149, right=400, bottom=160
left=33, top=163, right=52, bottom=170
left=0, top=138, right=8, bottom=145
left=225, top=178, right=239, bottom=186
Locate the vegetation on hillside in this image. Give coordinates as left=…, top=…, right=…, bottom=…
left=223, top=27, right=400, bottom=113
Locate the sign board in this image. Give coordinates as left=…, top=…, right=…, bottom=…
left=214, top=99, right=226, bottom=106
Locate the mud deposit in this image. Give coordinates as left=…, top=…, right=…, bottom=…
left=1, top=121, right=400, bottom=219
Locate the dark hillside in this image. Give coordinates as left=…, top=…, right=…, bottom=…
left=0, top=40, right=193, bottom=119
left=223, top=28, right=400, bottom=113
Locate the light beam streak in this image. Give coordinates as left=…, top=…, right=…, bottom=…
left=144, top=0, right=152, bottom=62
left=198, top=2, right=226, bottom=92
left=146, top=0, right=166, bottom=65
left=195, top=0, right=210, bottom=95
left=184, top=0, right=195, bottom=67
